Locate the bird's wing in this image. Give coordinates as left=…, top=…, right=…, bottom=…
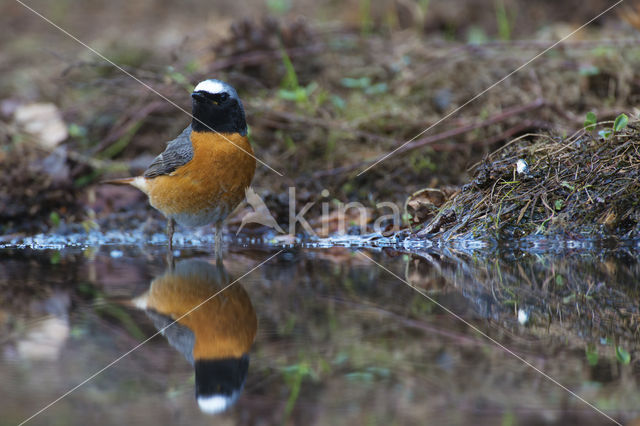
left=143, top=126, right=194, bottom=178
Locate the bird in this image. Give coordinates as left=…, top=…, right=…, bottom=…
left=104, top=79, right=256, bottom=256
left=131, top=258, right=257, bottom=414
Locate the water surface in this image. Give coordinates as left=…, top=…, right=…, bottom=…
left=1, top=241, right=639, bottom=425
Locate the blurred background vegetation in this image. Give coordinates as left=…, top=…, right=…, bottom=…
left=2, top=0, right=640, bottom=235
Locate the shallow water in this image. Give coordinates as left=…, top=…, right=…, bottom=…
left=1, top=240, right=640, bottom=425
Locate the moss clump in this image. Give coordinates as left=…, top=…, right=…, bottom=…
left=416, top=118, right=640, bottom=240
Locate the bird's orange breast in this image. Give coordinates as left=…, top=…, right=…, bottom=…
left=146, top=131, right=255, bottom=226
left=144, top=270, right=257, bottom=359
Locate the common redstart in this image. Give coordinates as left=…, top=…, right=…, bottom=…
left=132, top=258, right=257, bottom=414
left=105, top=79, right=256, bottom=255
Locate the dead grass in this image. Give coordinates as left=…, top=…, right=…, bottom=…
left=414, top=119, right=640, bottom=239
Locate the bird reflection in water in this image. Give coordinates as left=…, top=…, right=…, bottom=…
left=132, top=258, right=257, bottom=414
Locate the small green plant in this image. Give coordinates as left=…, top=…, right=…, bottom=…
left=585, top=344, right=598, bottom=366
left=340, top=77, right=387, bottom=95
left=359, top=0, right=373, bottom=35
left=597, top=113, right=629, bottom=139
left=341, top=77, right=370, bottom=89
left=100, top=120, right=143, bottom=159
left=583, top=112, right=597, bottom=132
left=578, top=65, right=600, bottom=77
left=49, top=211, right=61, bottom=228
left=501, top=411, right=516, bottom=426
left=418, top=0, right=430, bottom=14
left=494, top=0, right=511, bottom=41
left=50, top=251, right=61, bottom=265
left=68, top=123, right=88, bottom=139
left=330, top=94, right=346, bottom=110
left=616, top=345, right=631, bottom=364
left=467, top=26, right=489, bottom=45
left=282, top=361, right=315, bottom=419
left=165, top=66, right=190, bottom=91
left=279, top=45, right=299, bottom=90
left=266, top=0, right=291, bottom=14
left=277, top=47, right=317, bottom=105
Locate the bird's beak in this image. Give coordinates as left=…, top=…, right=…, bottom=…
left=191, top=91, right=207, bottom=102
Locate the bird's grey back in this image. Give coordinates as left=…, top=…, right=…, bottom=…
left=143, top=126, right=194, bottom=178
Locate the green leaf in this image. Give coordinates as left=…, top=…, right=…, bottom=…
left=613, top=113, right=629, bottom=132
left=340, top=77, right=371, bottom=89
left=495, top=0, right=511, bottom=41
left=266, top=0, right=291, bottom=14
left=49, top=211, right=61, bottom=227
left=578, top=65, right=600, bottom=76
left=583, top=112, right=597, bottom=131
left=586, top=345, right=599, bottom=366
left=100, top=120, right=143, bottom=159
left=554, top=199, right=564, bottom=211
left=280, top=47, right=300, bottom=91
left=278, top=88, right=307, bottom=102
left=68, top=123, right=87, bottom=138
left=467, top=26, right=489, bottom=45
left=560, top=181, right=575, bottom=191
left=330, top=95, right=346, bottom=110
left=616, top=346, right=631, bottom=364
left=166, top=70, right=188, bottom=86
left=50, top=251, right=61, bottom=265
left=598, top=129, right=612, bottom=139
left=364, top=82, right=388, bottom=95
left=304, top=81, right=318, bottom=96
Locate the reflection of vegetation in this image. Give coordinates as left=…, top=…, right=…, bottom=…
left=406, top=247, right=640, bottom=366
left=246, top=246, right=640, bottom=422
left=95, top=299, right=146, bottom=340
left=282, top=360, right=314, bottom=420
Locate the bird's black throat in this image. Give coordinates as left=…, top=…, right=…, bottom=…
left=191, top=92, right=247, bottom=135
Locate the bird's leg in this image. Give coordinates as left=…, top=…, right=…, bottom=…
left=165, top=246, right=175, bottom=271
left=215, top=222, right=223, bottom=259
left=167, top=218, right=175, bottom=252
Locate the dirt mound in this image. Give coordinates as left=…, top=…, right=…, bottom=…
left=414, top=115, right=640, bottom=240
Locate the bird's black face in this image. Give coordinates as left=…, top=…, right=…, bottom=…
left=191, top=90, right=247, bottom=135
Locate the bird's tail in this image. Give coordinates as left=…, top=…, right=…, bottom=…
left=101, top=176, right=148, bottom=193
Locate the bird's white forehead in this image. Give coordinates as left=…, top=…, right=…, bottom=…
left=194, top=80, right=227, bottom=95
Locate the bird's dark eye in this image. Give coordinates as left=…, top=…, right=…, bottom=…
left=219, top=92, right=229, bottom=102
